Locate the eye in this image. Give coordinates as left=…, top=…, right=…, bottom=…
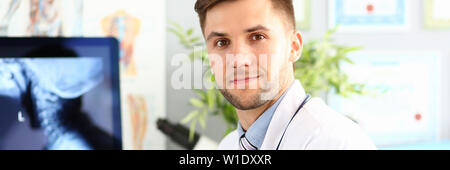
left=215, top=39, right=230, bottom=48
left=251, top=33, right=266, bottom=41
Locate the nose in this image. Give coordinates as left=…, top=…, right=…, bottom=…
left=229, top=41, right=253, bottom=69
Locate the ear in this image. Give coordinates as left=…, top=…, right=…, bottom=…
left=289, top=30, right=303, bottom=63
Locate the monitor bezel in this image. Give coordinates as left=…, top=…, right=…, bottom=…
left=0, top=37, right=122, bottom=150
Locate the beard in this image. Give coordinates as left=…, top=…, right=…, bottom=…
left=219, top=88, right=268, bottom=110
left=219, top=76, right=279, bottom=110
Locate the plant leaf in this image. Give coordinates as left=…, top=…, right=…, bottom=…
left=189, top=98, right=205, bottom=108
left=187, top=28, right=194, bottom=36
left=189, top=119, right=197, bottom=142
left=199, top=109, right=207, bottom=129
left=190, top=37, right=201, bottom=43
left=207, top=89, right=215, bottom=110
left=180, top=110, right=199, bottom=124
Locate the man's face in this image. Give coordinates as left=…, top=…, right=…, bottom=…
left=204, top=0, right=300, bottom=110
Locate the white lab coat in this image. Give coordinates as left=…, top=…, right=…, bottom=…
left=218, top=80, right=377, bottom=150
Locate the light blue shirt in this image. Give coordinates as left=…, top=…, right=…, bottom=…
left=237, top=82, right=294, bottom=149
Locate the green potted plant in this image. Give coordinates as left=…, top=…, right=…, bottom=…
left=169, top=22, right=366, bottom=141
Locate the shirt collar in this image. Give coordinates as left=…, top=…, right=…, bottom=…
left=237, top=82, right=294, bottom=149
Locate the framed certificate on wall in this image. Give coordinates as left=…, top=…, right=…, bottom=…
left=424, top=0, right=450, bottom=29
left=328, top=0, right=411, bottom=32
left=327, top=51, right=442, bottom=147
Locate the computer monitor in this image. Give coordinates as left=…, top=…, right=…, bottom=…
left=0, top=37, right=122, bottom=150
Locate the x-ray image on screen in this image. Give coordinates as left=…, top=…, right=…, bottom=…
left=0, top=56, right=120, bottom=150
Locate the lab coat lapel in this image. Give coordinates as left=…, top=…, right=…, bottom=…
left=260, top=80, right=306, bottom=150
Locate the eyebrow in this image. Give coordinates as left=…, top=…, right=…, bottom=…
left=206, top=32, right=227, bottom=41
left=206, top=25, right=270, bottom=41
left=245, top=25, right=270, bottom=33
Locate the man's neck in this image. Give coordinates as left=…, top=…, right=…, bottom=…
left=236, top=79, right=293, bottom=131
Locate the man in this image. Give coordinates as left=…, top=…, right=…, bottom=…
left=194, top=0, right=376, bottom=149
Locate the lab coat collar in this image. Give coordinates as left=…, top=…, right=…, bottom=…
left=260, top=80, right=307, bottom=150
left=236, top=83, right=291, bottom=149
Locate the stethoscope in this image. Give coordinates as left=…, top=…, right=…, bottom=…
left=275, top=94, right=311, bottom=150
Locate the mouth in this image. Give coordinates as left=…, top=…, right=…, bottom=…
left=231, top=75, right=260, bottom=85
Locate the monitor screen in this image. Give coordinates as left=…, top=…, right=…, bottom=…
left=0, top=37, right=121, bottom=150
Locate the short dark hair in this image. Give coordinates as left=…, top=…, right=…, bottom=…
left=194, top=0, right=296, bottom=33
